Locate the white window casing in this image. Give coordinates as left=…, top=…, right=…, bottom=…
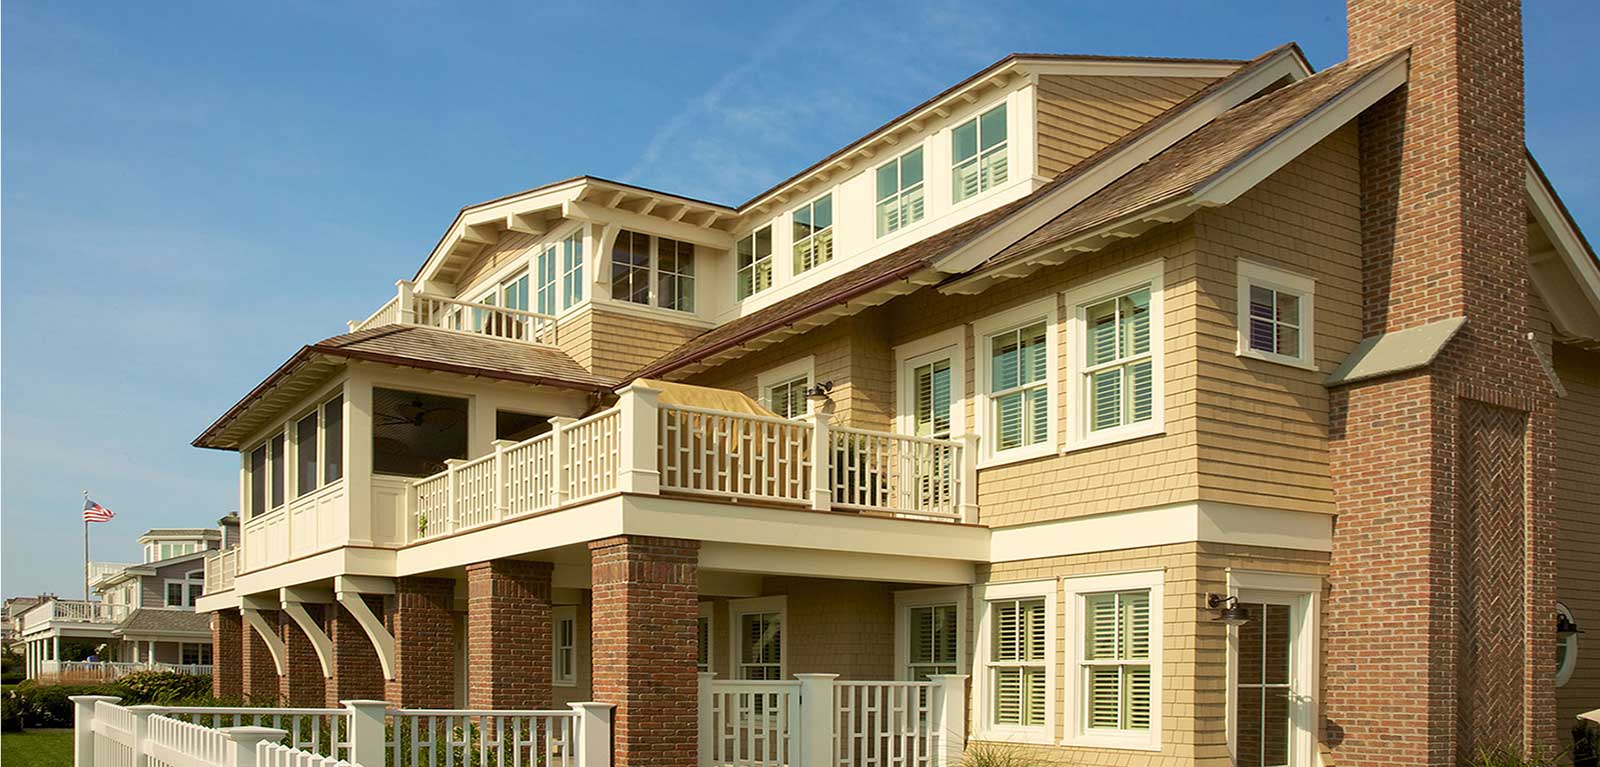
left=952, top=103, right=1010, bottom=204
left=1064, top=260, right=1166, bottom=452
left=894, top=327, right=968, bottom=440
left=894, top=586, right=968, bottom=681
left=756, top=356, right=816, bottom=419
left=792, top=194, right=835, bottom=276
left=973, top=579, right=1056, bottom=744
left=736, top=225, right=775, bottom=301
left=1235, top=259, right=1317, bottom=370
left=1062, top=570, right=1165, bottom=751
left=877, top=146, right=927, bottom=237
left=973, top=296, right=1059, bottom=467
left=728, top=596, right=787, bottom=681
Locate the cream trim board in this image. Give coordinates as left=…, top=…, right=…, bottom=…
left=972, top=295, right=1060, bottom=467
left=755, top=356, right=816, bottom=415
left=972, top=578, right=1057, bottom=745
left=988, top=501, right=1333, bottom=562
left=1063, top=260, right=1166, bottom=452
left=728, top=595, right=788, bottom=681
left=894, top=327, right=968, bottom=438
left=1224, top=570, right=1321, bottom=767
left=1235, top=259, right=1318, bottom=370
left=1060, top=569, right=1165, bottom=751
left=893, top=586, right=968, bottom=681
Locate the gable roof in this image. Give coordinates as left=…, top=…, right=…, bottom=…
left=195, top=325, right=616, bottom=450
left=115, top=609, right=213, bottom=638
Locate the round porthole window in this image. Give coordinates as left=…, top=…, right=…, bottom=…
left=1557, top=602, right=1579, bottom=688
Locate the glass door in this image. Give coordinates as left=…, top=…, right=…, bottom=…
left=1233, top=590, right=1311, bottom=767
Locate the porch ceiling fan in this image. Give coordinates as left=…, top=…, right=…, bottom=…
left=374, top=398, right=465, bottom=431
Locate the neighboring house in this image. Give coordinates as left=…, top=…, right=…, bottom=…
left=191, top=1, right=1598, bottom=765
left=18, top=518, right=237, bottom=681
left=3, top=595, right=48, bottom=651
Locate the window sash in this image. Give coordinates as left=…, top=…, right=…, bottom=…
left=1246, top=283, right=1302, bottom=358
left=561, top=233, right=584, bottom=309
left=766, top=377, right=809, bottom=420
left=877, top=148, right=926, bottom=236
left=738, top=611, right=783, bottom=680
left=988, top=322, right=1049, bottom=451
left=537, top=247, right=558, bottom=314
left=322, top=395, right=344, bottom=484
left=953, top=105, right=1008, bottom=203
left=1083, top=288, right=1154, bottom=432
left=295, top=412, right=318, bottom=497
left=737, top=226, right=774, bottom=300
left=988, top=597, right=1047, bottom=727
left=611, top=230, right=652, bottom=305
left=658, top=237, right=696, bottom=312
left=1079, top=589, right=1153, bottom=733
left=555, top=615, right=577, bottom=684
left=269, top=434, right=286, bottom=508
left=792, top=195, right=834, bottom=275
left=913, top=360, right=953, bottom=440
left=908, top=603, right=958, bottom=680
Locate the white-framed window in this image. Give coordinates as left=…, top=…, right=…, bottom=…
left=561, top=230, right=584, bottom=310
left=757, top=357, right=815, bottom=419
left=973, top=297, right=1058, bottom=466
left=610, top=230, right=696, bottom=312
left=165, top=571, right=205, bottom=608
left=895, top=328, right=966, bottom=441
left=729, top=596, right=786, bottom=681
left=736, top=226, right=774, bottom=300
left=698, top=602, right=715, bottom=673
left=1066, top=261, right=1165, bottom=451
left=1063, top=570, right=1163, bottom=751
left=611, top=230, right=652, bottom=305
left=1558, top=602, right=1579, bottom=688
left=895, top=587, right=965, bottom=681
left=270, top=433, right=286, bottom=508
left=877, top=146, right=926, bottom=237
left=284, top=392, right=346, bottom=501
left=181, top=642, right=213, bottom=665
left=658, top=237, right=696, bottom=312
left=322, top=395, right=344, bottom=484
left=974, top=580, right=1055, bottom=743
left=1235, top=260, right=1316, bottom=369
left=536, top=245, right=558, bottom=314
left=792, top=194, right=834, bottom=275
left=553, top=606, right=577, bottom=686
left=472, top=270, right=531, bottom=331
left=953, top=103, right=1008, bottom=203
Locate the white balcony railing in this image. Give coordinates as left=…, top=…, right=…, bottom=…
left=349, top=280, right=559, bottom=346
left=44, top=661, right=213, bottom=682
left=20, top=599, right=130, bottom=631
left=407, top=385, right=975, bottom=544
left=205, top=548, right=240, bottom=594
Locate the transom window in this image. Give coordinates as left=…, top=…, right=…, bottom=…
left=737, top=611, right=782, bottom=680
left=953, top=104, right=1008, bottom=203
left=610, top=230, right=696, bottom=312
left=1082, top=590, right=1152, bottom=732
left=989, top=321, right=1049, bottom=451
left=561, top=231, right=584, bottom=310
left=908, top=603, right=959, bottom=680
left=989, top=597, right=1047, bottom=727
left=1084, top=288, right=1154, bottom=432
left=792, top=194, right=834, bottom=275
left=1235, top=260, right=1315, bottom=368
left=877, top=147, right=925, bottom=237
left=554, top=607, right=577, bottom=686
left=736, top=226, right=774, bottom=300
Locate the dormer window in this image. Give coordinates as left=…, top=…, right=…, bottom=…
left=953, top=104, right=1008, bottom=203
left=610, top=230, right=696, bottom=312
left=877, top=147, right=926, bottom=237
left=736, top=226, right=774, bottom=300
left=792, top=194, right=834, bottom=275
left=561, top=231, right=584, bottom=309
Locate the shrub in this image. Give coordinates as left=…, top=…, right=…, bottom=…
left=113, top=671, right=213, bottom=705
left=5, top=681, right=121, bottom=728
left=959, top=742, right=1048, bottom=767
left=1466, top=743, right=1566, bottom=767
left=2, top=686, right=24, bottom=732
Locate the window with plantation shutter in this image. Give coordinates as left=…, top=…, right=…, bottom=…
left=953, top=104, right=1008, bottom=203
left=990, top=322, right=1049, bottom=451
left=907, top=603, right=959, bottom=679
left=737, top=610, right=783, bottom=680
left=988, top=598, right=1047, bottom=727
left=1064, top=572, right=1162, bottom=749
left=1235, top=260, right=1316, bottom=369
left=877, top=147, right=926, bottom=236
left=736, top=226, right=773, bottom=300
left=913, top=360, right=953, bottom=440
left=792, top=194, right=834, bottom=275
left=1084, top=289, right=1153, bottom=432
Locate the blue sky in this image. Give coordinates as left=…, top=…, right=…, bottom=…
left=3, top=1, right=1596, bottom=597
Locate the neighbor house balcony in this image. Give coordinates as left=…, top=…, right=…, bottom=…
left=19, top=599, right=130, bottom=633
left=350, top=280, right=560, bottom=346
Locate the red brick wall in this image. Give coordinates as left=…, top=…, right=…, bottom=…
left=279, top=606, right=326, bottom=707
left=385, top=577, right=456, bottom=708
left=590, top=536, right=699, bottom=767
left=241, top=610, right=281, bottom=705
left=325, top=596, right=386, bottom=707
left=211, top=610, right=243, bottom=699
left=1329, top=0, right=1558, bottom=764
left=466, top=559, right=553, bottom=709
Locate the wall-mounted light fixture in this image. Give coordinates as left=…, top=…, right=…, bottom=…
left=1558, top=611, right=1584, bottom=638
left=1207, top=594, right=1251, bottom=626
left=804, top=380, right=834, bottom=407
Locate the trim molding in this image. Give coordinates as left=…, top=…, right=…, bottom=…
left=988, top=501, right=1333, bottom=562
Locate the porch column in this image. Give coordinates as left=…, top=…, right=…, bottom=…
left=241, top=609, right=281, bottom=704
left=279, top=607, right=326, bottom=706
left=145, top=640, right=155, bottom=667
left=212, top=610, right=244, bottom=699
left=384, top=576, right=456, bottom=707
left=53, top=636, right=61, bottom=663
left=465, top=559, right=553, bottom=709
left=326, top=597, right=386, bottom=708
left=589, top=536, right=699, bottom=767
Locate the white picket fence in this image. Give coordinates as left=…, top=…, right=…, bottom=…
left=698, top=674, right=966, bottom=767
left=71, top=697, right=613, bottom=767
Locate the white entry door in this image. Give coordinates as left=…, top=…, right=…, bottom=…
left=1232, top=587, right=1317, bottom=767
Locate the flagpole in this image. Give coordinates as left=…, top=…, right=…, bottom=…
left=82, top=490, right=90, bottom=604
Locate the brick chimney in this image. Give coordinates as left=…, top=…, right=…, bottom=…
left=1326, top=1, right=1557, bottom=765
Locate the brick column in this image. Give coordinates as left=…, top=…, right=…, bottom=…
left=240, top=610, right=280, bottom=705
left=211, top=610, right=243, bottom=699
left=385, top=576, right=456, bottom=707
left=279, top=606, right=326, bottom=706
left=325, top=596, right=386, bottom=708
left=466, top=560, right=554, bottom=709
left=589, top=536, right=699, bottom=767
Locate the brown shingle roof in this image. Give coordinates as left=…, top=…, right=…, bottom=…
left=116, top=609, right=213, bottom=637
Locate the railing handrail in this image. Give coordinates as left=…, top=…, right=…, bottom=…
left=353, top=294, right=401, bottom=332
left=388, top=708, right=581, bottom=716
left=658, top=402, right=808, bottom=427
left=414, top=292, right=558, bottom=324
left=828, top=425, right=963, bottom=448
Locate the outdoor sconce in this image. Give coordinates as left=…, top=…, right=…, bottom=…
left=805, top=380, right=835, bottom=407
left=1207, top=594, right=1251, bottom=626
left=1558, top=612, right=1584, bottom=638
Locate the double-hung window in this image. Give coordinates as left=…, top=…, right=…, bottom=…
left=658, top=237, right=695, bottom=312
left=611, top=230, right=652, bottom=305
left=1235, top=260, right=1315, bottom=369
left=758, top=358, right=814, bottom=419
left=610, top=231, right=696, bottom=312
left=877, top=147, right=925, bottom=236
left=990, top=322, right=1049, bottom=451
left=953, top=103, right=1008, bottom=203
left=561, top=231, right=584, bottom=309
left=736, top=226, right=774, bottom=300
left=536, top=246, right=558, bottom=315
left=553, top=607, right=577, bottom=686
left=908, top=603, right=960, bottom=680
left=792, top=194, right=834, bottom=275
left=1068, top=262, right=1165, bottom=449
left=977, top=580, right=1053, bottom=742
left=731, top=598, right=786, bottom=680
left=1064, top=571, right=1162, bottom=750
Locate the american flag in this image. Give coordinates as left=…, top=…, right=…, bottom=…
left=82, top=498, right=115, bottom=523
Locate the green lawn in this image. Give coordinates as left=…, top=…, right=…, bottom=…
left=2, top=729, right=75, bottom=767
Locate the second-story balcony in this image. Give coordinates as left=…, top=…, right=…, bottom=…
left=350, top=280, right=560, bottom=346
left=19, top=599, right=131, bottom=633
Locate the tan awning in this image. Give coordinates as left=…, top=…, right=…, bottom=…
left=634, top=378, right=779, bottom=418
